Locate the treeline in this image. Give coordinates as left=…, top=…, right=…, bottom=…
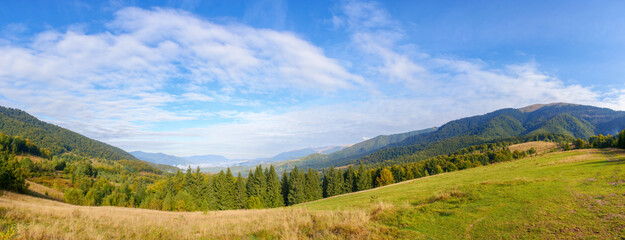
left=359, top=133, right=571, bottom=167
left=0, top=133, right=50, bottom=158
left=570, top=129, right=625, bottom=149
left=58, top=139, right=536, bottom=211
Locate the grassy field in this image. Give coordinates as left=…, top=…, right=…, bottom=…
left=508, top=140, right=559, bottom=154
left=1, top=147, right=624, bottom=239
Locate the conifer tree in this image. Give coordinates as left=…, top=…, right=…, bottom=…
left=322, top=166, right=333, bottom=198
left=304, top=168, right=322, bottom=201
left=183, top=166, right=196, bottom=198
left=287, top=166, right=305, bottom=205
left=213, top=170, right=232, bottom=210
left=201, top=175, right=216, bottom=210
left=356, top=165, right=371, bottom=191
left=233, top=172, right=247, bottom=209
left=192, top=167, right=203, bottom=200
left=173, top=169, right=184, bottom=192
left=224, top=168, right=236, bottom=209
left=281, top=170, right=289, bottom=205
left=164, top=176, right=176, bottom=197
left=265, top=165, right=284, bottom=207
left=246, top=165, right=267, bottom=207
left=333, top=167, right=345, bottom=195
left=343, top=166, right=356, bottom=193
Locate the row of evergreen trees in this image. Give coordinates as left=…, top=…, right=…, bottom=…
left=59, top=141, right=534, bottom=211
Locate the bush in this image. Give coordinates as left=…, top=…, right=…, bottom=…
left=64, top=188, right=84, bottom=205
left=0, top=153, right=27, bottom=192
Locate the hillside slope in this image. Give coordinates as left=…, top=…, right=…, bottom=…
left=2, top=148, right=623, bottom=239
left=299, top=148, right=625, bottom=239
left=0, top=106, right=137, bottom=161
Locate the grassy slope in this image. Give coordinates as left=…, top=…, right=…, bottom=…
left=300, top=148, right=625, bottom=239
left=1, top=148, right=624, bottom=239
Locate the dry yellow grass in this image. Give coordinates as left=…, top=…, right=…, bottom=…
left=25, top=180, right=64, bottom=201
left=508, top=141, right=558, bottom=154
left=0, top=191, right=378, bottom=239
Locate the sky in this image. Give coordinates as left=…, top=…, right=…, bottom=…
left=0, top=0, right=624, bottom=159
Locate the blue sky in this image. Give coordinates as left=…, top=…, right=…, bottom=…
left=0, top=0, right=624, bottom=159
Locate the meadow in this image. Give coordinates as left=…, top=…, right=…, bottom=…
left=1, top=147, right=624, bottom=239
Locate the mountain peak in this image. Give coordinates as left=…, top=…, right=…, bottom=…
left=519, top=103, right=577, bottom=113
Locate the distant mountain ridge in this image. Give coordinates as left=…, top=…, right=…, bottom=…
left=131, top=145, right=349, bottom=168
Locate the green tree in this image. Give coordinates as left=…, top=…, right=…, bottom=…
left=355, top=165, right=371, bottom=191
left=375, top=168, right=394, bottom=187
left=246, top=165, right=267, bottom=208
left=343, top=166, right=356, bottom=193
left=0, top=153, right=27, bottom=192
left=174, top=190, right=196, bottom=211
left=247, top=196, right=263, bottom=209
left=265, top=165, right=284, bottom=207
left=234, top=172, right=247, bottom=209
left=435, top=165, right=444, bottom=174
left=213, top=170, right=233, bottom=210
left=574, top=138, right=586, bottom=149
left=322, top=166, right=343, bottom=198
left=64, top=187, right=84, bottom=205
left=287, top=166, right=305, bottom=205
left=183, top=166, right=197, bottom=198
left=280, top=170, right=289, bottom=206
left=304, top=168, right=322, bottom=202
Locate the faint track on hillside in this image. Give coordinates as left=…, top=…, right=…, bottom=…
left=465, top=216, right=487, bottom=239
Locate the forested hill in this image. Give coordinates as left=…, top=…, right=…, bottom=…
left=357, top=103, right=625, bottom=165
left=275, top=103, right=624, bottom=170
left=0, top=106, right=137, bottom=161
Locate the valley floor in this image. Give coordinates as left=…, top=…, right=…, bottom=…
left=1, top=148, right=624, bottom=239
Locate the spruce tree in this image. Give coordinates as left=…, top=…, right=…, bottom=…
left=322, top=167, right=334, bottom=198
left=199, top=173, right=214, bottom=210
left=333, top=167, right=345, bottom=195
left=281, top=170, right=289, bottom=205
left=265, top=165, right=284, bottom=207
left=356, top=165, right=371, bottom=191
left=183, top=166, right=196, bottom=198
left=213, top=170, right=231, bottom=210
left=224, top=168, right=236, bottom=209
left=287, top=166, right=305, bottom=205
left=233, top=172, right=247, bottom=209
left=304, top=168, right=322, bottom=201
left=246, top=165, right=267, bottom=208
left=343, top=166, right=356, bottom=193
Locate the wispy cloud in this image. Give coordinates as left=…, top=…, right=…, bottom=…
left=0, top=7, right=365, bottom=157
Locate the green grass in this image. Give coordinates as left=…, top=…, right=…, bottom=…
left=299, top=149, right=625, bottom=239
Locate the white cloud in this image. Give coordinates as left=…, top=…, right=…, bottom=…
left=0, top=7, right=364, bottom=150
